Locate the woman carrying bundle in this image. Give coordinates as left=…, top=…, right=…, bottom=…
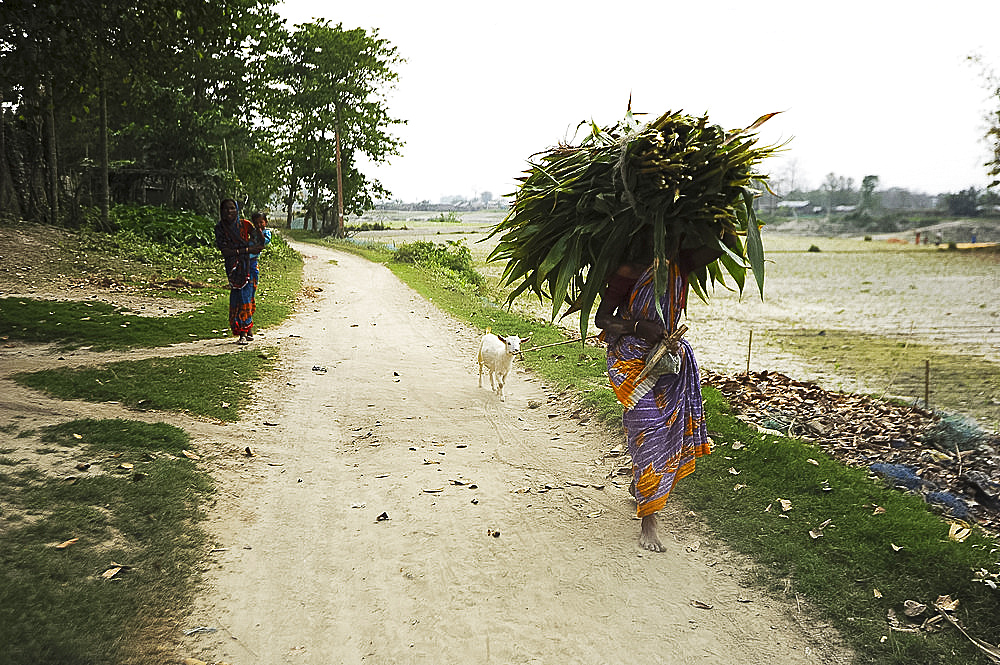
left=214, top=198, right=266, bottom=345
left=595, top=235, right=731, bottom=552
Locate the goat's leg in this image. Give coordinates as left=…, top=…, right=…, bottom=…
left=478, top=361, right=484, bottom=388
left=497, top=374, right=506, bottom=401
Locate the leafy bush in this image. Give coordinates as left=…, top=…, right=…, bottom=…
left=343, top=221, right=408, bottom=234
left=81, top=228, right=218, bottom=267
left=392, top=240, right=484, bottom=291
left=109, top=205, right=215, bottom=248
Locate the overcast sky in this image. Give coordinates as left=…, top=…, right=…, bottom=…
left=277, top=0, right=1000, bottom=203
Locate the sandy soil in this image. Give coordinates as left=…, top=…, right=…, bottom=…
left=0, top=229, right=850, bottom=664
left=163, top=242, right=850, bottom=665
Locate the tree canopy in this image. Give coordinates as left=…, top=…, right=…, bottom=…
left=0, top=1, right=404, bottom=231
left=263, top=20, right=404, bottom=234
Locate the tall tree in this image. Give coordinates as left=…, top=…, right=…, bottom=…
left=0, top=0, right=283, bottom=225
left=969, top=53, right=1000, bottom=189
left=859, top=175, right=879, bottom=213
left=265, top=20, right=404, bottom=235
left=943, top=187, right=979, bottom=216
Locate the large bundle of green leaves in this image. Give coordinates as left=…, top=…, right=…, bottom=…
left=487, top=107, right=781, bottom=339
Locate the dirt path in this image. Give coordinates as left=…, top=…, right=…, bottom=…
left=173, top=243, right=849, bottom=665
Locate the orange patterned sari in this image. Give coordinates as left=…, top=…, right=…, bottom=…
left=604, top=263, right=711, bottom=517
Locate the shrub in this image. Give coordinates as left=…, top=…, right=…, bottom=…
left=108, top=205, right=215, bottom=248
left=344, top=221, right=393, bottom=233
left=393, top=240, right=484, bottom=291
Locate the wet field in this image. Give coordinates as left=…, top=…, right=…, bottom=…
left=351, top=210, right=1000, bottom=430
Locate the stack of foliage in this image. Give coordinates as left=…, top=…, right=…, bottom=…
left=487, top=106, right=781, bottom=339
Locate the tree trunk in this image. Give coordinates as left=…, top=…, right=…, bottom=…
left=285, top=175, right=297, bottom=229
left=334, top=104, right=345, bottom=238
left=310, top=179, right=319, bottom=231
left=98, top=75, right=110, bottom=230
left=44, top=78, right=59, bottom=225
left=0, top=89, right=21, bottom=217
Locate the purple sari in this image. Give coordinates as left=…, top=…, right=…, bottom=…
left=604, top=263, right=711, bottom=517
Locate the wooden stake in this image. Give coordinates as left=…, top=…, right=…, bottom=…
left=746, top=330, right=753, bottom=375
left=924, top=359, right=930, bottom=411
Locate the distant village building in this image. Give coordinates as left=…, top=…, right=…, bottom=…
left=776, top=200, right=811, bottom=218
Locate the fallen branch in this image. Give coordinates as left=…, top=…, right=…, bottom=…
left=935, top=606, right=1000, bottom=664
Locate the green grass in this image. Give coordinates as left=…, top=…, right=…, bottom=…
left=0, top=232, right=302, bottom=351
left=0, top=224, right=298, bottom=663
left=687, top=389, right=1000, bottom=664
left=0, top=419, right=212, bottom=665
left=12, top=350, right=276, bottom=422
left=299, top=231, right=1000, bottom=665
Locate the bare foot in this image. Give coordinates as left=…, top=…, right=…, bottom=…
left=639, top=514, right=665, bottom=552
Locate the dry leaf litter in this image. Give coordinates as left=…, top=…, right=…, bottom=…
left=702, top=369, right=1000, bottom=536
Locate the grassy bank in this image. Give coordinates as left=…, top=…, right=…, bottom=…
left=307, top=232, right=1000, bottom=665
left=0, top=420, right=212, bottom=665
left=1, top=224, right=301, bottom=662
left=0, top=230, right=302, bottom=350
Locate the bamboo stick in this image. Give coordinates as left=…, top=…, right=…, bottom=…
left=636, top=324, right=688, bottom=382
left=519, top=335, right=599, bottom=354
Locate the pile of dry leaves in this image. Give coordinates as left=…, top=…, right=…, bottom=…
left=702, top=369, right=1000, bottom=536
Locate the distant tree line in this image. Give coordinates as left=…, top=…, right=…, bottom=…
left=0, top=0, right=403, bottom=236
left=758, top=173, right=1000, bottom=219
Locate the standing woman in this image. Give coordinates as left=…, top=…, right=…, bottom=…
left=214, top=198, right=264, bottom=345
left=594, top=237, right=728, bottom=552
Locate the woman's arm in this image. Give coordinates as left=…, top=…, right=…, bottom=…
left=594, top=266, right=663, bottom=344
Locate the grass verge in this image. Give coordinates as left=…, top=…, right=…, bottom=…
left=303, top=232, right=1000, bottom=665
left=0, top=232, right=302, bottom=350
left=0, top=419, right=212, bottom=665
left=1, top=226, right=296, bottom=662
left=11, top=350, right=276, bottom=422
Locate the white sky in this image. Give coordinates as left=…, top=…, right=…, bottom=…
left=277, top=0, right=1000, bottom=203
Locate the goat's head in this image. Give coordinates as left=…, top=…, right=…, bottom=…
left=501, top=334, right=529, bottom=356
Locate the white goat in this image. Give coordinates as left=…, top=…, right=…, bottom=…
left=477, top=333, right=527, bottom=402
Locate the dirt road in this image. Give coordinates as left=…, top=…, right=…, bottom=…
left=176, top=243, right=848, bottom=665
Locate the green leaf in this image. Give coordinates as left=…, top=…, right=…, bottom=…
left=743, top=189, right=765, bottom=298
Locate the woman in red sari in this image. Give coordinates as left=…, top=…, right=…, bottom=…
left=214, top=198, right=265, bottom=345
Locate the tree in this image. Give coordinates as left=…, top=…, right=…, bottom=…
left=820, top=172, right=855, bottom=216
left=942, top=187, right=979, bottom=217
left=0, top=0, right=283, bottom=226
left=970, top=53, right=1000, bottom=189
left=859, top=175, right=880, bottom=213
left=264, top=20, right=404, bottom=235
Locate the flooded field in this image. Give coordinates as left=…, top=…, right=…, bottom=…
left=351, top=210, right=1000, bottom=430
